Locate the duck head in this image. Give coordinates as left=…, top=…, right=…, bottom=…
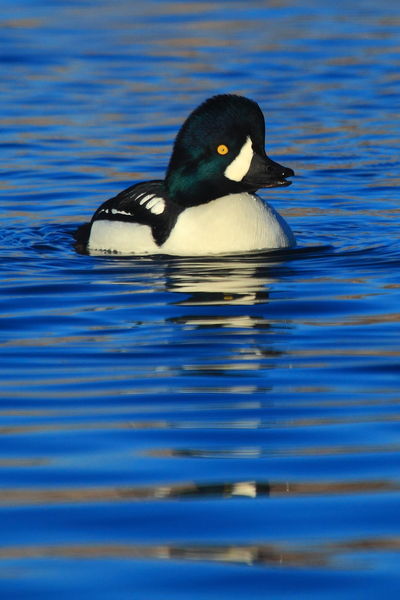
left=165, top=94, right=294, bottom=207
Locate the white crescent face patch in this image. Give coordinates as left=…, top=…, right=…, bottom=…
left=224, top=136, right=254, bottom=182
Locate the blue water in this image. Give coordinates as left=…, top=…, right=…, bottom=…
left=1, top=0, right=400, bottom=598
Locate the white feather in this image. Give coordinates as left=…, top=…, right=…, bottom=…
left=224, top=136, right=253, bottom=182
left=88, top=192, right=295, bottom=255
left=162, top=193, right=295, bottom=255
left=88, top=220, right=158, bottom=254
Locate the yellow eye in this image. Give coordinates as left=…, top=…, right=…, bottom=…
left=217, top=144, right=229, bottom=155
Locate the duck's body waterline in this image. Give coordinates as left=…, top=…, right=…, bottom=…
left=78, top=94, right=296, bottom=256
left=88, top=192, right=295, bottom=255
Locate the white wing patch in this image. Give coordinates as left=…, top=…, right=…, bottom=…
left=111, top=208, right=131, bottom=216
left=224, top=136, right=254, bottom=182
left=146, top=197, right=165, bottom=215
left=99, top=195, right=165, bottom=217
left=100, top=208, right=131, bottom=215
left=139, top=194, right=155, bottom=205
left=138, top=194, right=165, bottom=214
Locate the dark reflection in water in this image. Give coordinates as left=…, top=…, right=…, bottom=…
left=2, top=478, right=400, bottom=507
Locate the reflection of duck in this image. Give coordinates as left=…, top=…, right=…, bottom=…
left=154, top=480, right=269, bottom=500
left=77, top=95, right=295, bottom=255
left=164, top=253, right=280, bottom=306
left=166, top=256, right=273, bottom=303
left=160, top=255, right=288, bottom=373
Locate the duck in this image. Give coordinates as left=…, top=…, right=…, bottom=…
left=77, top=94, right=296, bottom=255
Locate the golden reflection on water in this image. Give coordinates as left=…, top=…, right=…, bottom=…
left=3, top=413, right=399, bottom=436
left=0, top=536, right=399, bottom=569
left=149, top=443, right=400, bottom=460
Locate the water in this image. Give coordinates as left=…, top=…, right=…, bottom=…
left=1, top=0, right=400, bottom=598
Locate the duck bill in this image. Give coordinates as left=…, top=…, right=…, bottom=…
left=242, top=153, right=294, bottom=189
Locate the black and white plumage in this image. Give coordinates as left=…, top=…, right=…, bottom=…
left=89, top=181, right=181, bottom=246
left=76, top=95, right=296, bottom=255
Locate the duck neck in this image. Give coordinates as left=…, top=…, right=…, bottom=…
left=166, top=165, right=243, bottom=208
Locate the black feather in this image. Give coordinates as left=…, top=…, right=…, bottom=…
left=77, top=180, right=183, bottom=248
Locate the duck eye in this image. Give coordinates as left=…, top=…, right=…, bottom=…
left=217, top=144, right=229, bottom=155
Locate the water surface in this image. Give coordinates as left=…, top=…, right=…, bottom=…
left=1, top=1, right=400, bottom=598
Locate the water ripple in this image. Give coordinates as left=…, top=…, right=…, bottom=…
left=1, top=1, right=400, bottom=598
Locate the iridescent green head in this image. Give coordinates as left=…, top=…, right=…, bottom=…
left=165, top=94, right=294, bottom=207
